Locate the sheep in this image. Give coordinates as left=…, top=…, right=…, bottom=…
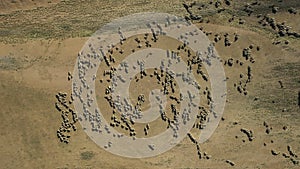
left=240, top=128, right=254, bottom=141
left=271, top=149, right=280, bottom=156
left=226, top=160, right=235, bottom=166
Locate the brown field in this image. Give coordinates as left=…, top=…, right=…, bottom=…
left=0, top=0, right=299, bottom=169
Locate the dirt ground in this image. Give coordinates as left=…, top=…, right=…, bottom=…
left=0, top=0, right=299, bottom=169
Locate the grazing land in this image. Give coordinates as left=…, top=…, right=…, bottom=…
left=0, top=0, right=299, bottom=169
